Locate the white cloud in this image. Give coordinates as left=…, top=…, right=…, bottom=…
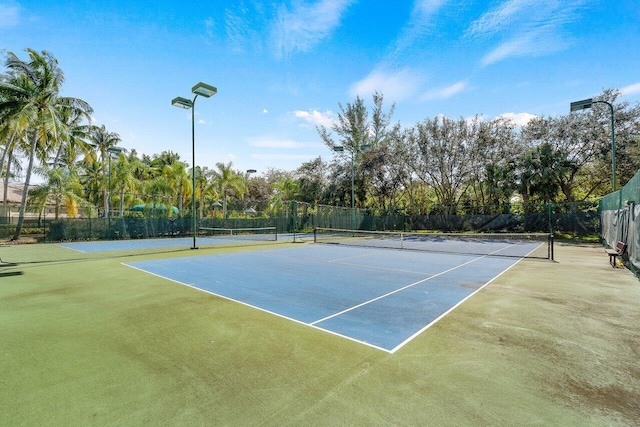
left=349, top=67, right=426, bottom=102
left=468, top=0, right=587, bottom=66
left=496, top=112, right=537, bottom=126
left=0, top=3, right=19, bottom=28
left=271, top=0, right=355, bottom=58
left=262, top=108, right=269, bottom=114
left=293, top=109, right=334, bottom=127
left=420, top=80, right=467, bottom=101
left=621, top=82, right=640, bottom=97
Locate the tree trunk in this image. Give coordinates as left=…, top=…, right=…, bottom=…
left=120, top=186, right=125, bottom=217
left=12, top=136, right=37, bottom=241
left=0, top=142, right=9, bottom=206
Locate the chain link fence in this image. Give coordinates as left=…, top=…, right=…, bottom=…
left=0, top=199, right=599, bottom=242
left=599, top=169, right=640, bottom=273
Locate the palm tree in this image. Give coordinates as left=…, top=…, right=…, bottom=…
left=0, top=49, right=93, bottom=240
left=29, top=164, right=89, bottom=219
left=112, top=153, right=138, bottom=216
left=195, top=166, right=215, bottom=219
left=268, top=175, right=300, bottom=215
left=211, top=162, right=244, bottom=218
left=79, top=157, right=103, bottom=213
left=88, top=125, right=121, bottom=217
left=161, top=161, right=190, bottom=215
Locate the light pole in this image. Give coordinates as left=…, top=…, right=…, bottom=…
left=570, top=98, right=616, bottom=192
left=332, top=144, right=370, bottom=229
left=245, top=169, right=256, bottom=215
left=172, top=82, right=217, bottom=249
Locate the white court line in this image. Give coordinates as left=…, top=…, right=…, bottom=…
left=389, top=249, right=536, bottom=353
left=310, top=247, right=506, bottom=326
left=123, top=262, right=392, bottom=353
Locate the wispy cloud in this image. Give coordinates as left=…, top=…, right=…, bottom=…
left=293, top=109, right=335, bottom=127
left=349, top=67, right=426, bottom=102
left=621, top=82, right=640, bottom=97
left=420, top=80, right=467, bottom=101
left=223, top=3, right=265, bottom=54
left=393, top=0, right=449, bottom=54
left=467, top=0, right=588, bottom=66
left=271, top=0, right=355, bottom=58
left=0, top=2, right=20, bottom=28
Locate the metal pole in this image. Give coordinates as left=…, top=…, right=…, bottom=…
left=608, top=102, right=616, bottom=192
left=351, top=151, right=355, bottom=230
left=191, top=94, right=199, bottom=249
left=593, top=101, right=616, bottom=192
left=108, top=155, right=111, bottom=235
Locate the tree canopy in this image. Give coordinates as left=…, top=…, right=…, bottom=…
left=2, top=49, right=640, bottom=238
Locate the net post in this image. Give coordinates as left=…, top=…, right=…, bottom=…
left=313, top=228, right=317, bottom=243
left=548, top=234, right=554, bottom=261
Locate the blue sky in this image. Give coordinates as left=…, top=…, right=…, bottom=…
left=2, top=0, right=640, bottom=176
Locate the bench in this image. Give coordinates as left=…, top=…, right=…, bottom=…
left=605, top=241, right=627, bottom=267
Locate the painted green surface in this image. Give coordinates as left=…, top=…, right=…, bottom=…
left=1, top=242, right=638, bottom=425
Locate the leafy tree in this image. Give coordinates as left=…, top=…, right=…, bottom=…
left=408, top=115, right=487, bottom=213
left=88, top=124, right=121, bottom=217
left=483, top=161, right=517, bottom=212
left=112, top=153, right=139, bottom=216
left=268, top=175, right=300, bottom=216
left=317, top=92, right=399, bottom=209
left=517, top=142, right=565, bottom=205
left=0, top=49, right=92, bottom=239
left=211, top=162, right=244, bottom=218
left=161, top=160, right=190, bottom=214
left=295, top=157, right=328, bottom=205
left=29, top=164, right=89, bottom=219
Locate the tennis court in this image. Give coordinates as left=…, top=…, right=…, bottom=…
left=126, top=238, right=543, bottom=352
left=58, top=227, right=278, bottom=253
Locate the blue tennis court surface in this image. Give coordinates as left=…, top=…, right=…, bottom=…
left=58, top=236, right=274, bottom=253
left=126, top=243, right=539, bottom=352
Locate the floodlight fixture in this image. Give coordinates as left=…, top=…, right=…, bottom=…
left=192, top=82, right=217, bottom=98
left=570, top=98, right=593, bottom=112
left=107, top=146, right=125, bottom=154
left=171, top=97, right=193, bottom=109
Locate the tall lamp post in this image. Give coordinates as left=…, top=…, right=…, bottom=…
left=570, top=98, right=616, bottom=192
left=172, top=82, right=217, bottom=249
left=332, top=144, right=370, bottom=229
left=245, top=169, right=256, bottom=215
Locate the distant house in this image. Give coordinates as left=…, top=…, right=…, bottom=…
left=0, top=182, right=78, bottom=222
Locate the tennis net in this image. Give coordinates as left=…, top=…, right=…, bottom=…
left=199, top=226, right=277, bottom=242
left=313, top=228, right=553, bottom=260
